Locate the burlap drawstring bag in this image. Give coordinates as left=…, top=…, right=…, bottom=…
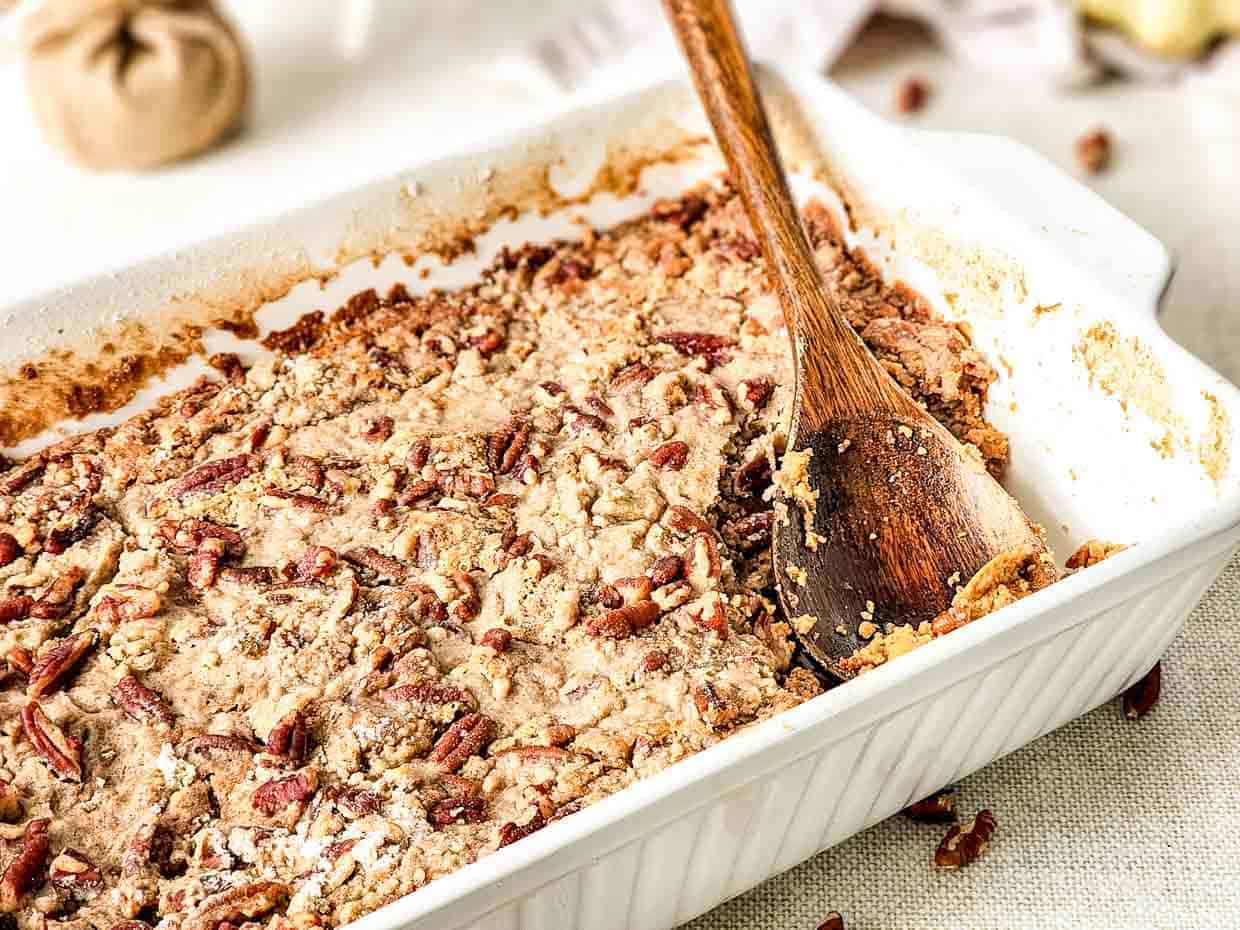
left=18, top=0, right=250, bottom=171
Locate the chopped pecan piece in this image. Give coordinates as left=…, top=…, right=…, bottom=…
left=183, top=882, right=291, bottom=930
left=488, top=418, right=533, bottom=475
left=903, top=786, right=958, bottom=824
left=171, top=454, right=257, bottom=496
left=266, top=710, right=309, bottom=763
left=1076, top=127, right=1112, bottom=174
left=664, top=505, right=713, bottom=537
left=497, top=811, right=547, bottom=849
left=693, top=681, right=737, bottom=728
left=50, top=847, right=103, bottom=896
left=1122, top=662, right=1161, bottom=720
left=480, top=628, right=512, bottom=653
left=641, top=650, right=668, bottom=673
left=0, top=782, right=22, bottom=823
left=382, top=682, right=477, bottom=713
left=6, top=648, right=32, bottom=676
left=253, top=769, right=318, bottom=816
left=44, top=510, right=98, bottom=555
left=451, top=572, right=480, bottom=620
left=655, top=331, right=734, bottom=369
left=740, top=377, right=774, bottom=410
left=690, top=593, right=729, bottom=639
left=469, top=330, right=504, bottom=356
left=651, top=194, right=708, bottom=230
left=0, top=818, right=49, bottom=912
left=187, top=538, right=225, bottom=590
left=585, top=601, right=660, bottom=639
left=265, top=489, right=334, bottom=513
left=162, top=518, right=245, bottom=557
left=361, top=416, right=395, bottom=443
left=565, top=406, right=607, bottom=435
left=893, top=76, right=930, bottom=114
left=721, top=511, right=774, bottom=553
left=182, top=733, right=261, bottom=756
left=817, top=913, right=846, bottom=930
left=406, top=439, right=431, bottom=471
left=343, top=547, right=410, bottom=583
left=112, top=675, right=175, bottom=726
left=648, top=441, right=689, bottom=471
left=27, top=629, right=98, bottom=698
left=21, top=703, right=83, bottom=781
left=545, top=724, right=576, bottom=747
left=0, top=459, right=45, bottom=497
left=399, top=478, right=438, bottom=506
left=327, top=785, right=382, bottom=817
left=218, top=566, right=278, bottom=588
left=648, top=555, right=684, bottom=587
left=733, top=453, right=772, bottom=498
left=429, top=713, right=496, bottom=771
left=292, top=546, right=337, bottom=583
left=934, top=809, right=997, bottom=870
left=30, top=566, right=85, bottom=619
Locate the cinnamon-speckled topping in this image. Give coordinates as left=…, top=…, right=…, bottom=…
left=0, top=183, right=1010, bottom=930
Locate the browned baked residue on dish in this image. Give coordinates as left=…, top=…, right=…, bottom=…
left=0, top=127, right=711, bottom=451
left=0, top=184, right=1017, bottom=929
left=1073, top=321, right=1181, bottom=428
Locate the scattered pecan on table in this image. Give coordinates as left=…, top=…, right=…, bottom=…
left=934, top=809, right=997, bottom=870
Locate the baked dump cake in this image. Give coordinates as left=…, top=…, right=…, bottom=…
left=0, top=184, right=1069, bottom=930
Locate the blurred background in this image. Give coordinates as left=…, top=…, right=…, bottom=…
left=1, top=2, right=1239, bottom=928
left=0, top=0, right=1236, bottom=380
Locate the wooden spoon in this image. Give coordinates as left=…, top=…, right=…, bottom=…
left=664, top=0, right=1048, bottom=680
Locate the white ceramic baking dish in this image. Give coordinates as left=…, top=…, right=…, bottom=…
left=2, top=65, right=1238, bottom=930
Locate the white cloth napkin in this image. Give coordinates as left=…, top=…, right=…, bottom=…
left=516, top=0, right=1239, bottom=93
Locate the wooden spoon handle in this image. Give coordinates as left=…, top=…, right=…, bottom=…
left=663, top=0, right=915, bottom=430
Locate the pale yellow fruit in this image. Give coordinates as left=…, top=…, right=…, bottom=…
left=1081, top=0, right=1240, bottom=57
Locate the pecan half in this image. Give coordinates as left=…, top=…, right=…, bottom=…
left=664, top=505, right=713, bottom=537
left=1122, top=662, right=1161, bottom=720
left=429, top=713, right=496, bottom=771
left=934, top=809, right=996, bottom=870
left=266, top=710, right=309, bottom=763
left=163, top=518, right=246, bottom=557
left=27, top=629, right=98, bottom=698
left=428, top=795, right=488, bottom=827
left=655, top=331, right=734, bottom=369
left=253, top=769, right=318, bottom=816
left=648, top=441, right=689, bottom=471
left=817, top=913, right=846, bottom=930
left=480, top=628, right=512, bottom=653
left=171, top=454, right=257, bottom=496
left=498, top=811, right=546, bottom=849
left=488, top=419, right=533, bottom=475
left=0, top=596, right=32, bottom=625
left=343, top=547, right=409, bottom=583
left=585, top=601, right=660, bottom=639
left=903, top=787, right=958, bottom=824
left=22, top=703, right=82, bottom=781
left=609, top=362, right=656, bottom=394
left=564, top=406, right=607, bottom=435
left=112, top=675, right=175, bottom=726
left=183, top=882, right=291, bottom=930
left=0, top=818, right=49, bottom=912
left=436, top=471, right=497, bottom=500
left=1075, top=127, right=1111, bottom=174
left=721, top=511, right=773, bottom=554
left=399, top=479, right=438, bottom=506
left=50, top=847, right=103, bottom=897
left=6, top=648, right=32, bottom=676
left=382, top=682, right=477, bottom=714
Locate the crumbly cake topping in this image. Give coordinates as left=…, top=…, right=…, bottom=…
left=0, top=183, right=1012, bottom=930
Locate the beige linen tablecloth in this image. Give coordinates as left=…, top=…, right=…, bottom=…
left=690, top=22, right=1240, bottom=930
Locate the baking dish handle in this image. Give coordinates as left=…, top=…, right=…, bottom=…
left=910, top=129, right=1173, bottom=318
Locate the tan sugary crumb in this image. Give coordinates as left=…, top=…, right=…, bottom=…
left=857, top=621, right=878, bottom=640
left=787, top=564, right=808, bottom=587
left=1065, top=539, right=1128, bottom=572
left=793, top=614, right=817, bottom=635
